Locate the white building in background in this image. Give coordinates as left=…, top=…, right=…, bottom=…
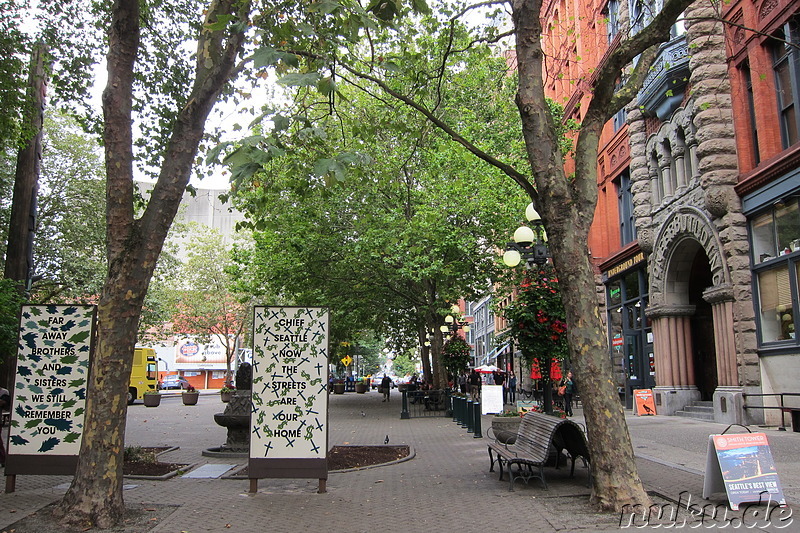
left=137, top=182, right=247, bottom=389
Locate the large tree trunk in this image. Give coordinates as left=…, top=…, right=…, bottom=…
left=512, top=0, right=650, bottom=511
left=53, top=0, right=250, bottom=526
left=2, top=45, right=48, bottom=391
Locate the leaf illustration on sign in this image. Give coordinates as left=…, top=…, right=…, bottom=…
left=10, top=435, right=29, bottom=445
left=21, top=332, right=37, bottom=351
left=38, top=437, right=60, bottom=452
left=68, top=330, right=90, bottom=344
left=46, top=418, right=73, bottom=431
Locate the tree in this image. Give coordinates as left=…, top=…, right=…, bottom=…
left=17, top=1, right=430, bottom=526
left=31, top=111, right=106, bottom=302
left=167, top=225, right=252, bottom=383
left=227, top=34, right=526, bottom=388
left=226, top=0, right=698, bottom=511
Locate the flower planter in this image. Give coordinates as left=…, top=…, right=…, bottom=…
left=143, top=394, right=161, bottom=407
left=333, top=383, right=346, bottom=395
left=182, top=391, right=200, bottom=405
left=355, top=383, right=368, bottom=394
left=491, top=415, right=522, bottom=436
left=220, top=390, right=233, bottom=403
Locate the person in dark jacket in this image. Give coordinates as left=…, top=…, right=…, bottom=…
left=561, top=371, right=576, bottom=416
left=380, top=375, right=392, bottom=402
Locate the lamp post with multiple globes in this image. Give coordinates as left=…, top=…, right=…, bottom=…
left=502, top=203, right=558, bottom=414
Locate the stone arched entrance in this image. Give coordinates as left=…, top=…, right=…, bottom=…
left=647, top=207, right=738, bottom=415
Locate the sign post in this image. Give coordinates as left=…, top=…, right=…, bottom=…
left=5, top=305, right=95, bottom=492
left=249, top=306, right=329, bottom=493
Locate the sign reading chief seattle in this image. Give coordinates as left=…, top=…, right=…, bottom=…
left=251, top=307, right=329, bottom=464
left=9, top=305, right=94, bottom=456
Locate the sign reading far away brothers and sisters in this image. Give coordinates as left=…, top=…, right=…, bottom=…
left=249, top=306, right=329, bottom=484
left=6, top=305, right=95, bottom=476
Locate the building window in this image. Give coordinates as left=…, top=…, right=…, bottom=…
left=604, top=0, right=620, bottom=44
left=741, top=61, right=761, bottom=166
left=616, top=170, right=636, bottom=246
left=751, top=197, right=800, bottom=346
left=771, top=17, right=800, bottom=149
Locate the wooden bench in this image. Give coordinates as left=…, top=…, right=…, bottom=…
left=487, top=411, right=591, bottom=491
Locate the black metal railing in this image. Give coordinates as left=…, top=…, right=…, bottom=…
left=399, top=389, right=451, bottom=419
left=742, top=392, right=800, bottom=431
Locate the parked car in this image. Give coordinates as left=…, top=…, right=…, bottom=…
left=158, top=376, right=191, bottom=390
left=370, top=374, right=397, bottom=390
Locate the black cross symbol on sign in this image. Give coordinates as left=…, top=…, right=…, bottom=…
left=263, top=441, right=273, bottom=457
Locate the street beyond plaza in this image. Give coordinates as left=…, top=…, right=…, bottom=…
left=1, top=390, right=797, bottom=532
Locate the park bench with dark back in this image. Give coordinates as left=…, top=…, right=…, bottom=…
left=487, top=411, right=591, bottom=491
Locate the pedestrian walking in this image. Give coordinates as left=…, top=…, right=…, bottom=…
left=469, top=369, right=481, bottom=401
left=381, top=375, right=392, bottom=402
left=508, top=371, right=517, bottom=405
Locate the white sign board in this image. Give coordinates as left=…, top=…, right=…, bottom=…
left=8, top=305, right=94, bottom=465
left=250, top=307, right=329, bottom=479
left=481, top=384, right=504, bottom=414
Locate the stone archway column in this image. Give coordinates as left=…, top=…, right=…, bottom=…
left=703, top=284, right=738, bottom=387
left=703, top=284, right=746, bottom=425
left=648, top=304, right=701, bottom=415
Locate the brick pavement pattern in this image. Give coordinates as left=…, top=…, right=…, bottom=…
left=1, top=391, right=797, bottom=532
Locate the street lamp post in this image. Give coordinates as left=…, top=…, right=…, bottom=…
left=502, top=203, right=556, bottom=414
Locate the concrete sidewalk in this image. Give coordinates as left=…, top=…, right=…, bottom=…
left=1, top=390, right=797, bottom=532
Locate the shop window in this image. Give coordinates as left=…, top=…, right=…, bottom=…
left=757, top=266, right=794, bottom=342
left=751, top=196, right=800, bottom=346
left=752, top=198, right=800, bottom=262
left=771, top=16, right=800, bottom=149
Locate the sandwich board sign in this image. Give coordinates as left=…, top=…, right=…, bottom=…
left=5, top=305, right=95, bottom=491
left=703, top=432, right=787, bottom=510
left=249, top=306, right=329, bottom=493
left=633, top=389, right=656, bottom=416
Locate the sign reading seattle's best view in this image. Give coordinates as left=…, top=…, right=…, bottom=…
left=249, top=306, right=329, bottom=483
left=6, top=305, right=95, bottom=475
left=703, top=432, right=787, bottom=511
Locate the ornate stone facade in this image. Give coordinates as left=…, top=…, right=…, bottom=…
left=627, top=3, right=759, bottom=423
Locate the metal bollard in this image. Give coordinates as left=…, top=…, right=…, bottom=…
left=466, top=400, right=474, bottom=432
left=452, top=395, right=458, bottom=423
left=473, top=401, right=482, bottom=438
left=401, top=390, right=410, bottom=419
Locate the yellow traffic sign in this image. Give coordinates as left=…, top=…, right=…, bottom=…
left=341, top=355, right=353, bottom=367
